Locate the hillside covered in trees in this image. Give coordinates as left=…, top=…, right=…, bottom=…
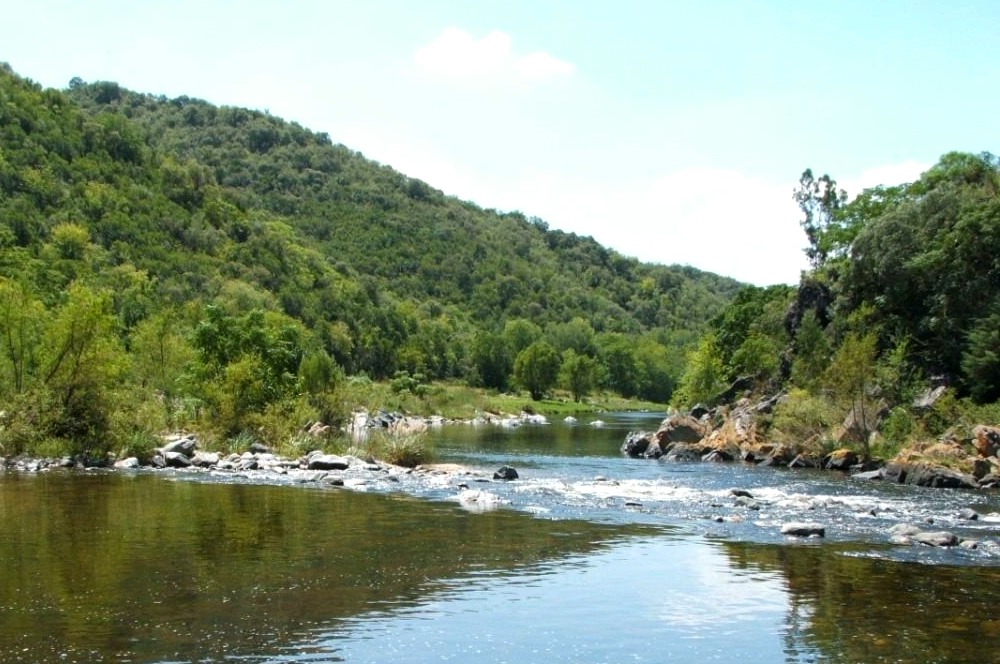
left=0, top=64, right=741, bottom=457
left=671, top=151, right=1000, bottom=461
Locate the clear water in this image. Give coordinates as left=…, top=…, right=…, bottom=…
left=2, top=412, right=1000, bottom=663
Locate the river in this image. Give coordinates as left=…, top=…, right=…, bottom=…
left=2, top=412, right=1000, bottom=663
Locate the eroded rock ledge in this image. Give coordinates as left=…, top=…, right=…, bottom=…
left=623, top=400, right=1000, bottom=490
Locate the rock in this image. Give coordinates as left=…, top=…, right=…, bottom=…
left=621, top=431, right=653, bottom=458
left=973, top=425, right=1000, bottom=457
left=734, top=496, right=761, bottom=510
left=248, top=442, right=271, bottom=454
left=657, top=414, right=709, bottom=444
left=823, top=448, right=859, bottom=471
left=852, top=468, right=885, bottom=481
left=702, top=450, right=731, bottom=463
left=781, top=522, right=826, bottom=537
left=979, top=473, right=1000, bottom=488
left=883, top=463, right=979, bottom=489
left=665, top=443, right=708, bottom=462
left=888, top=523, right=923, bottom=537
left=689, top=404, right=711, bottom=419
left=192, top=451, right=220, bottom=468
left=730, top=489, right=754, bottom=499
left=236, top=457, right=259, bottom=471
left=912, top=531, right=959, bottom=547
left=307, top=454, right=350, bottom=471
left=149, top=454, right=166, bottom=469
left=493, top=465, right=519, bottom=481
left=960, top=539, right=979, bottom=550
left=114, top=457, right=140, bottom=469
left=161, top=437, right=196, bottom=457
left=164, top=451, right=192, bottom=468
left=564, top=416, right=577, bottom=424
left=912, top=385, right=948, bottom=410
left=788, top=454, right=817, bottom=469
left=958, top=508, right=980, bottom=521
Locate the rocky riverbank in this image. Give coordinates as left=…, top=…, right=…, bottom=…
left=622, top=398, right=1000, bottom=490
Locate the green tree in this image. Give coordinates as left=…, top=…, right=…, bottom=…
left=672, top=333, right=726, bottom=408
left=962, top=307, right=1000, bottom=403
left=790, top=310, right=831, bottom=392
left=793, top=169, right=847, bottom=268
left=513, top=341, right=561, bottom=400
left=0, top=279, right=45, bottom=394
left=823, top=332, right=878, bottom=460
left=559, top=349, right=600, bottom=402
left=40, top=284, right=128, bottom=452
left=470, top=330, right=512, bottom=390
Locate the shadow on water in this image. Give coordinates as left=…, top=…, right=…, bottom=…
left=0, top=472, right=661, bottom=663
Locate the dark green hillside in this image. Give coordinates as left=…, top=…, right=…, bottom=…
left=0, top=63, right=741, bottom=456
left=64, top=79, right=739, bottom=332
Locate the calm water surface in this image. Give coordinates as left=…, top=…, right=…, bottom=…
left=3, top=412, right=1000, bottom=663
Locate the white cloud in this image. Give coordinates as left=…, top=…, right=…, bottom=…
left=413, top=28, right=574, bottom=83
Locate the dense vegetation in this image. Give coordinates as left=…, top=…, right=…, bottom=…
left=673, top=151, right=1000, bottom=459
left=0, top=64, right=741, bottom=458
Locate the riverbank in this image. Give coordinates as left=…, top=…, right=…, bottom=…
left=622, top=398, right=1000, bottom=491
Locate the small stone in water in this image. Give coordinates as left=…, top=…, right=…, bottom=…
left=781, top=523, right=826, bottom=537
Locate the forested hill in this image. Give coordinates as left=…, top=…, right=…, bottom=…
left=0, top=62, right=741, bottom=447
left=59, top=74, right=740, bottom=330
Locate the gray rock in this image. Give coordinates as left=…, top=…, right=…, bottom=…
left=781, top=523, right=826, bottom=537
left=702, top=450, right=732, bottom=463
left=192, top=451, right=220, bottom=468
left=912, top=531, right=959, bottom=547
left=161, top=437, right=196, bottom=457
left=735, top=496, right=761, bottom=510
left=958, top=508, right=980, bottom=521
left=788, top=454, right=817, bottom=469
left=852, top=468, right=885, bottom=481
left=307, top=454, right=350, bottom=471
left=164, top=451, right=192, bottom=468
left=730, top=489, right=754, bottom=499
left=493, top=465, right=519, bottom=481
left=114, top=457, right=140, bottom=469
left=621, top=431, right=653, bottom=458
left=888, top=523, right=923, bottom=537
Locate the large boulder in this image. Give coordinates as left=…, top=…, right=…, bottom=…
left=656, top=414, right=710, bottom=445
left=493, top=465, right=519, bottom=481
left=161, top=436, right=197, bottom=457
left=621, top=431, right=654, bottom=458
left=823, top=448, right=859, bottom=471
left=307, top=453, right=350, bottom=471
left=883, top=462, right=979, bottom=489
left=973, top=425, right=1000, bottom=458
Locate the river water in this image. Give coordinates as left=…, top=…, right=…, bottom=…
left=3, top=412, right=1000, bottom=663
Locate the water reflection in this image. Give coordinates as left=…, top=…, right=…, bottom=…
left=720, top=540, right=1000, bottom=663
left=0, top=472, right=659, bottom=663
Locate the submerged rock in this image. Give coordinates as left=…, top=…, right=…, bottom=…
left=781, top=523, right=826, bottom=537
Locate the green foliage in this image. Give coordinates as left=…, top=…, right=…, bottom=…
left=789, top=310, right=831, bottom=391
left=962, top=304, right=1000, bottom=403
left=514, top=341, right=562, bottom=401
left=793, top=169, right=848, bottom=267
left=0, top=64, right=746, bottom=453
left=559, top=349, right=601, bottom=402
left=672, top=333, right=726, bottom=408
left=769, top=388, right=839, bottom=451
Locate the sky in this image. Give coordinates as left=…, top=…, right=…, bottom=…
left=4, top=0, right=999, bottom=285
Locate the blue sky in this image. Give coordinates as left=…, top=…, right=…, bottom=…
left=5, top=1, right=998, bottom=284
